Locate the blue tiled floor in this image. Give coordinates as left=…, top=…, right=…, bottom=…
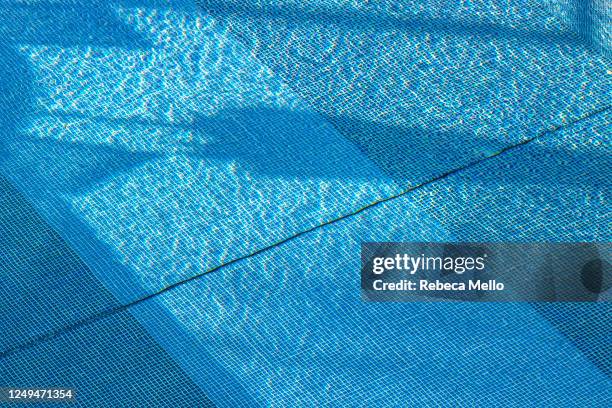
left=0, top=1, right=610, bottom=406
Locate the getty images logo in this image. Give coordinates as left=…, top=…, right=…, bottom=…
left=362, top=243, right=611, bottom=302
left=371, top=253, right=487, bottom=275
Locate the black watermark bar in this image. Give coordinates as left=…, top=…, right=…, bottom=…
left=361, top=243, right=611, bottom=302
left=0, top=388, right=75, bottom=403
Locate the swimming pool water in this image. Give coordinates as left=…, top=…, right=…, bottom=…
left=0, top=1, right=610, bottom=406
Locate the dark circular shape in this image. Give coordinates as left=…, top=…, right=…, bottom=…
left=581, top=258, right=611, bottom=294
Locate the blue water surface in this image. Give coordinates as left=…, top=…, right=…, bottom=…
left=0, top=0, right=610, bottom=406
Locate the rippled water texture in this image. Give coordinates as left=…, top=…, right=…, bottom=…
left=0, top=1, right=610, bottom=406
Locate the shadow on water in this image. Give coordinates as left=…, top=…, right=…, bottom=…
left=182, top=107, right=610, bottom=192
left=0, top=0, right=163, bottom=194
left=0, top=45, right=112, bottom=348
left=11, top=103, right=607, bottom=198
left=186, top=105, right=611, bottom=378
left=15, top=102, right=607, bottom=201
left=9, top=135, right=160, bottom=195
left=533, top=300, right=611, bottom=378
left=188, top=107, right=391, bottom=181
left=575, top=0, right=595, bottom=45
left=0, top=44, right=158, bottom=196
left=533, top=242, right=612, bottom=378
left=0, top=40, right=247, bottom=407
left=573, top=0, right=608, bottom=55
left=0, top=43, right=116, bottom=348
left=0, top=0, right=608, bottom=386
left=0, top=0, right=150, bottom=48
left=0, top=46, right=30, bottom=159
left=1, top=0, right=599, bottom=52
left=196, top=0, right=591, bottom=48
left=531, top=243, right=611, bottom=377
left=187, top=107, right=483, bottom=183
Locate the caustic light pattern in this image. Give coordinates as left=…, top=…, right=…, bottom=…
left=0, top=0, right=610, bottom=407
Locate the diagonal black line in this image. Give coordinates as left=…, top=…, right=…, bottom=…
left=0, top=105, right=609, bottom=360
